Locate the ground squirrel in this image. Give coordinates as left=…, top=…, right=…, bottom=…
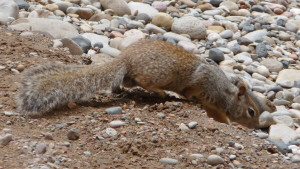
left=16, top=39, right=275, bottom=128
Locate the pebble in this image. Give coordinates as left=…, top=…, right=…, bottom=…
left=269, top=124, right=297, bottom=144
left=105, top=128, right=117, bottom=137
left=171, top=16, right=206, bottom=39
left=105, top=107, right=123, bottom=115
left=159, top=158, right=178, bottom=165
left=256, top=132, right=269, bottom=139
left=0, top=134, right=13, bottom=146
left=178, top=123, right=189, bottom=130
left=209, top=48, right=224, bottom=63
left=207, top=155, right=224, bottom=165
left=100, top=0, right=131, bottom=16
left=261, top=59, right=283, bottom=73
left=188, top=121, right=197, bottom=129
left=44, top=133, right=54, bottom=140
left=36, top=143, right=47, bottom=154
left=190, top=154, right=204, bottom=159
left=110, top=120, right=125, bottom=128
left=67, top=128, right=80, bottom=140
left=273, top=115, right=294, bottom=127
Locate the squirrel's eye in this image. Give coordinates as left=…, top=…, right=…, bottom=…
left=248, top=108, right=255, bottom=117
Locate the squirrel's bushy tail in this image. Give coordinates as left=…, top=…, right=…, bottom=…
left=16, top=59, right=127, bottom=117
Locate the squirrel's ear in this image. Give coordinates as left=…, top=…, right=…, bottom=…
left=237, top=81, right=247, bottom=96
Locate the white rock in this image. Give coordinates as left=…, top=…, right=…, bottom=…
left=105, top=128, right=117, bottom=137
left=177, top=41, right=198, bottom=54
left=109, top=120, right=125, bottom=128
left=190, top=154, right=204, bottom=159
left=128, top=2, right=158, bottom=18
left=269, top=124, right=297, bottom=144
left=0, top=134, right=13, bottom=146
left=179, top=123, right=189, bottom=130
left=276, top=69, right=300, bottom=83
left=82, top=33, right=109, bottom=47
left=188, top=121, right=198, bottom=129
left=289, top=109, right=300, bottom=119
left=100, top=46, right=121, bottom=57
left=243, top=30, right=268, bottom=42
left=207, top=155, right=224, bottom=165
left=257, top=66, right=270, bottom=77
left=273, top=115, right=294, bottom=127
left=171, top=16, right=206, bottom=39
left=159, top=158, right=178, bottom=165
left=144, top=23, right=167, bottom=34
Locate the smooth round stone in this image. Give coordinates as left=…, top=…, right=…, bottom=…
left=54, top=1, right=73, bottom=13
left=257, top=66, right=270, bottom=77
left=273, top=99, right=290, bottom=106
left=128, top=1, right=158, bottom=18
left=210, top=0, right=223, bottom=7
left=256, top=132, right=269, bottom=139
left=100, top=0, right=131, bottom=16
left=256, top=43, right=268, bottom=58
left=234, top=52, right=253, bottom=63
left=207, top=25, right=225, bottom=33
left=61, top=38, right=84, bottom=55
left=0, top=0, right=19, bottom=24
left=166, top=38, right=176, bottom=45
left=94, top=42, right=103, bottom=48
left=15, top=0, right=29, bottom=11
left=261, top=59, right=283, bottom=73
left=179, top=123, right=189, bottom=130
left=209, top=48, right=224, bottom=63
left=277, top=80, right=294, bottom=88
left=0, top=134, right=13, bottom=146
left=188, top=122, right=198, bottom=129
left=292, top=103, right=300, bottom=110
left=110, top=120, right=125, bottom=128
left=285, top=22, right=298, bottom=33
left=279, top=31, right=291, bottom=41
left=243, top=30, right=268, bottom=42
left=190, top=154, right=204, bottom=159
left=252, top=86, right=266, bottom=93
left=207, top=155, right=224, bottom=165
left=89, top=13, right=113, bottom=21
left=66, top=7, right=94, bottom=20
left=152, top=12, right=173, bottom=30
left=252, top=5, right=265, bottom=12
left=152, top=1, right=167, bottom=12
left=171, top=16, right=206, bottom=39
left=259, top=111, right=275, bottom=128
left=67, top=128, right=80, bottom=140
left=105, top=107, right=123, bottom=115
left=203, top=9, right=222, bottom=16
left=220, top=1, right=238, bottom=11
left=273, top=115, right=294, bottom=127
left=145, top=23, right=167, bottom=34
left=100, top=46, right=121, bottom=57
left=82, top=33, right=109, bottom=47
left=71, top=35, right=91, bottom=53
left=219, top=30, right=233, bottom=39
left=207, top=32, right=221, bottom=41
left=136, top=13, right=151, bottom=23
left=252, top=73, right=267, bottom=81
left=36, top=143, right=47, bottom=154
left=159, top=158, right=178, bottom=165
left=289, top=109, right=300, bottom=118
left=293, top=95, right=300, bottom=103
left=267, top=86, right=283, bottom=92
left=237, top=37, right=253, bottom=45
left=105, top=128, right=117, bottom=137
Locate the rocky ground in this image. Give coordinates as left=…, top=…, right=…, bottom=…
left=1, top=0, right=300, bottom=168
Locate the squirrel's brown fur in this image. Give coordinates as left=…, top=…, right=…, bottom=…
left=16, top=39, right=275, bottom=128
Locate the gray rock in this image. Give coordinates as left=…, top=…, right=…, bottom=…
left=110, top=120, right=125, bottom=128
left=261, top=59, right=283, bottom=73
left=179, top=123, right=189, bottom=130
left=203, top=9, right=222, bottom=16
left=157, top=112, right=166, bottom=118
left=293, top=95, right=300, bottom=103
left=267, top=139, right=291, bottom=154
left=159, top=158, right=178, bottom=165
left=243, top=30, right=268, bottom=42
left=0, top=134, right=13, bottom=146
left=234, top=52, right=253, bottom=63
left=209, top=48, right=224, bottom=63
left=136, top=13, right=151, bottom=23
left=14, top=0, right=29, bottom=11
left=219, top=30, right=233, bottom=39
left=67, top=128, right=80, bottom=140
left=259, top=111, right=275, bottom=128
left=36, top=143, right=47, bottom=154
left=277, top=80, right=294, bottom=88
left=256, top=43, right=268, bottom=58
left=9, top=18, right=79, bottom=39
left=269, top=124, right=297, bottom=144
left=207, top=155, right=224, bottom=165
left=71, top=35, right=91, bottom=53
left=54, top=1, right=73, bottom=13
left=210, top=0, right=223, bottom=7
left=144, top=23, right=167, bottom=34
left=267, top=86, right=283, bottom=92
left=105, top=107, right=123, bottom=115
left=252, top=86, right=266, bottom=93
left=171, top=16, right=206, bottom=39
left=237, top=37, right=253, bottom=45
left=61, top=38, right=83, bottom=55
left=82, top=33, right=109, bottom=47
left=273, top=99, right=290, bottom=106
left=0, top=0, right=19, bottom=25
left=285, top=22, right=298, bottom=33
left=251, top=5, right=265, bottom=12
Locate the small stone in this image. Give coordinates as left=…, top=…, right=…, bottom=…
left=152, top=12, right=173, bottom=30
left=105, top=107, right=123, bottom=115
left=261, top=59, right=283, bottom=73
left=188, top=122, right=198, bottom=129
left=256, top=43, right=268, bottom=58
left=209, top=48, right=224, bottom=63
left=273, top=115, right=294, bottom=127
left=292, top=155, right=300, bottom=163
left=207, top=155, right=224, bottom=165
left=256, top=132, right=269, bottom=139
left=83, top=151, right=91, bottom=156
left=36, top=143, right=47, bottom=154
left=159, top=158, right=178, bottom=165
left=0, top=134, right=13, bottom=146
left=229, top=155, right=236, bottom=160
left=67, top=128, right=80, bottom=140
left=274, top=99, right=290, bottom=106
left=219, top=30, right=233, bottom=39
left=171, top=16, right=206, bottom=39
left=269, top=124, right=297, bottom=144
left=267, top=139, right=291, bottom=154
left=44, top=133, right=54, bottom=140
left=110, top=120, right=125, bottom=128
left=179, top=123, right=189, bottom=130
left=105, top=128, right=117, bottom=137
left=190, top=154, right=204, bottom=159
left=2, top=111, right=19, bottom=116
